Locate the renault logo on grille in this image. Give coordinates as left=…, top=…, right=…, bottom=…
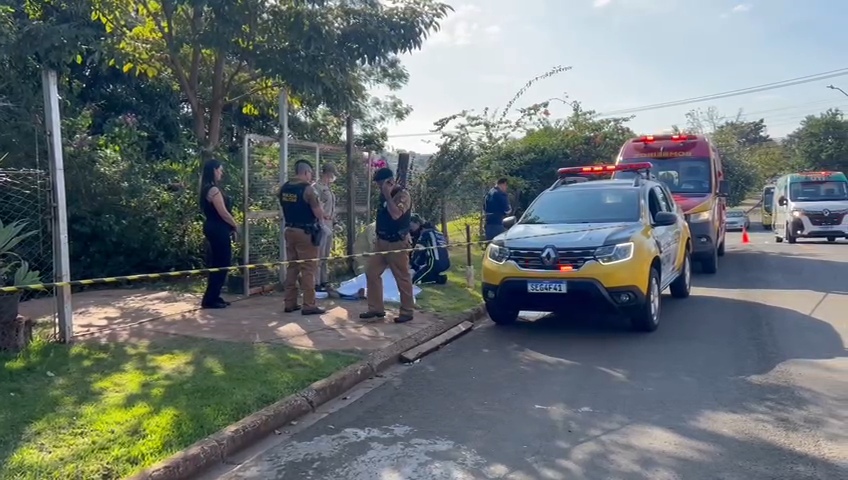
left=540, top=246, right=557, bottom=266
left=823, top=209, right=831, bottom=216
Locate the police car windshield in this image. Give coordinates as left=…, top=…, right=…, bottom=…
left=790, top=181, right=848, bottom=201
left=519, top=188, right=640, bottom=225
left=617, top=158, right=712, bottom=194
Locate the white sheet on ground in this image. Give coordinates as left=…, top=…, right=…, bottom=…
left=336, top=269, right=422, bottom=303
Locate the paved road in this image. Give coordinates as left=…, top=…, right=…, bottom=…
left=215, top=227, right=847, bottom=480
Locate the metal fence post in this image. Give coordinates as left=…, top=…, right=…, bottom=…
left=314, top=144, right=320, bottom=174
left=345, top=115, right=356, bottom=261
left=365, top=151, right=372, bottom=221
left=41, top=69, right=72, bottom=343
left=278, top=89, right=289, bottom=284
left=242, top=135, right=250, bottom=295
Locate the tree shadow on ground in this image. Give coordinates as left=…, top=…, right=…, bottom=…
left=233, top=294, right=847, bottom=479
left=0, top=335, right=356, bottom=480
left=472, top=295, right=847, bottom=479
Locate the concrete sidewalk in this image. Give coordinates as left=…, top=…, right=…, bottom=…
left=18, top=288, right=442, bottom=353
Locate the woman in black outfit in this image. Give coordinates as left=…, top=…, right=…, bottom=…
left=199, top=159, right=239, bottom=309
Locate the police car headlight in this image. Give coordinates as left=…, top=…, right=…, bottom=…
left=594, top=242, right=634, bottom=265
left=688, top=211, right=710, bottom=223
left=486, top=243, right=510, bottom=264
left=791, top=209, right=804, bottom=217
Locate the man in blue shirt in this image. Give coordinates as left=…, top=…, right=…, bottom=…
left=484, top=178, right=511, bottom=241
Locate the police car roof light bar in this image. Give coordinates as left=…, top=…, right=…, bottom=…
left=557, top=162, right=653, bottom=177
left=797, top=171, right=835, bottom=176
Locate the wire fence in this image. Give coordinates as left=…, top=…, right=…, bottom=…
left=0, top=167, right=56, bottom=343
left=240, top=136, right=281, bottom=294
left=240, top=137, right=375, bottom=293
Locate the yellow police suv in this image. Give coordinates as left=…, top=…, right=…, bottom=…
left=481, top=162, right=693, bottom=332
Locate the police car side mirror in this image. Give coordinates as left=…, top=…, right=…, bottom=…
left=653, top=212, right=677, bottom=227
left=502, top=216, right=516, bottom=229
left=717, top=180, right=730, bottom=197
left=778, top=196, right=788, bottom=206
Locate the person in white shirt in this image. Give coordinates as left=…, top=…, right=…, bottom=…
left=313, top=163, right=337, bottom=292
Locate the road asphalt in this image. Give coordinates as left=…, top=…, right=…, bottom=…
left=212, top=226, right=847, bottom=480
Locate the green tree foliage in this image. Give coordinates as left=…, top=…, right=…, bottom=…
left=679, top=106, right=848, bottom=206
left=413, top=65, right=636, bottom=224
left=90, top=0, right=450, bottom=154
left=783, top=109, right=848, bottom=172
left=411, top=66, right=576, bottom=222
left=684, top=107, right=779, bottom=206
left=0, top=0, right=445, bottom=280
left=490, top=104, right=635, bottom=209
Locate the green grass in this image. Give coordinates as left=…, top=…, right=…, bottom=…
left=0, top=337, right=358, bottom=480
left=416, top=216, right=484, bottom=314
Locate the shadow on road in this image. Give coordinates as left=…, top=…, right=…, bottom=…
left=469, top=295, right=847, bottom=479
left=697, top=247, right=848, bottom=293
left=219, top=296, right=848, bottom=480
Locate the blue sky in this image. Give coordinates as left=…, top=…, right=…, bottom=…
left=379, top=0, right=848, bottom=153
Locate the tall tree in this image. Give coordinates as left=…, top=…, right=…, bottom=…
left=90, top=0, right=451, bottom=155
left=784, top=109, right=848, bottom=172
left=682, top=107, right=777, bottom=206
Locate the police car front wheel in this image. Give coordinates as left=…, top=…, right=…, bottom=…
left=486, top=302, right=518, bottom=326
left=630, top=267, right=661, bottom=333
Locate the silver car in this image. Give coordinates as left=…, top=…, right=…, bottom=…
left=725, top=210, right=750, bottom=231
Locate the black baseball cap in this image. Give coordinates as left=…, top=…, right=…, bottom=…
left=372, top=167, right=394, bottom=182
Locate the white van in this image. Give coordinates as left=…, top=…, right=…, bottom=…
left=773, top=171, right=848, bottom=243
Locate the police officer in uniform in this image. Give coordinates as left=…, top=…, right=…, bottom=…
left=360, top=167, right=415, bottom=323
left=279, top=160, right=327, bottom=315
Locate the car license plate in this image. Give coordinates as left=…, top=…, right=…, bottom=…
left=527, top=281, right=566, bottom=293
left=819, top=225, right=835, bottom=230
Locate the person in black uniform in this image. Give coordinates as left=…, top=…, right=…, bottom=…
left=199, top=159, right=239, bottom=309
left=484, top=177, right=511, bottom=241
left=360, top=167, right=415, bottom=323
left=279, top=160, right=327, bottom=315
left=409, top=214, right=450, bottom=285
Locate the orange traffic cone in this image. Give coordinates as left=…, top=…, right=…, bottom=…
left=741, top=224, right=750, bottom=244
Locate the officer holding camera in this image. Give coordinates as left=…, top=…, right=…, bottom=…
left=360, top=167, right=415, bottom=324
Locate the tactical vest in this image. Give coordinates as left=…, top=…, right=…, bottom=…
left=376, top=187, right=412, bottom=242
left=279, top=181, right=317, bottom=227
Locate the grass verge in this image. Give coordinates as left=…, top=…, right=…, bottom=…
left=0, top=336, right=357, bottom=480
left=416, top=215, right=484, bottom=314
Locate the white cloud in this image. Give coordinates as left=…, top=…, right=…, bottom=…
left=484, top=24, right=502, bottom=36
left=424, top=4, right=501, bottom=48
left=731, top=3, right=752, bottom=13
left=593, top=0, right=613, bottom=7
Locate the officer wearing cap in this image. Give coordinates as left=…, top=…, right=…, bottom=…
left=279, top=159, right=327, bottom=315
left=360, top=167, right=415, bottom=323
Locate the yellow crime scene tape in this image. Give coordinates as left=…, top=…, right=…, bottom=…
left=0, top=223, right=650, bottom=294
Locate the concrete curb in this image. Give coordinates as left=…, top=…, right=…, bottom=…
left=127, top=303, right=487, bottom=480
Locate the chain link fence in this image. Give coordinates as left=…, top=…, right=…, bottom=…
left=241, top=137, right=373, bottom=292
left=0, top=167, right=56, bottom=337
left=239, top=135, right=280, bottom=295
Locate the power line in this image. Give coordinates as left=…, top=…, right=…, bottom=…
left=597, top=67, right=848, bottom=116
left=387, top=68, right=848, bottom=140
